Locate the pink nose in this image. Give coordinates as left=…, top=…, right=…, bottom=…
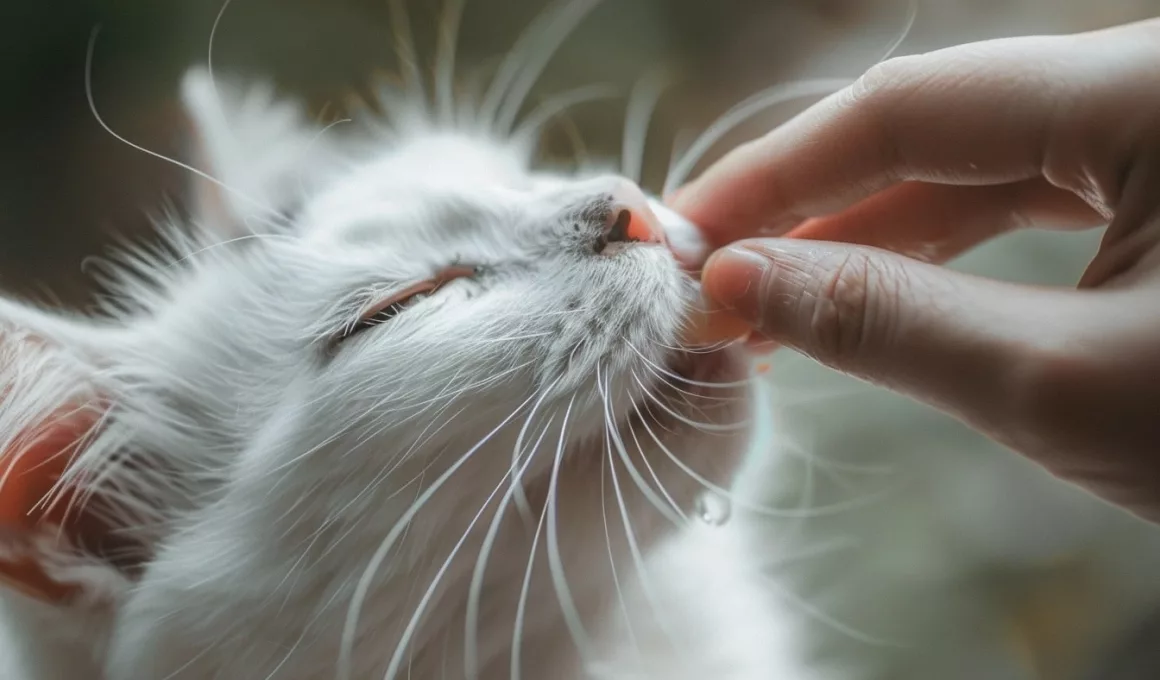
left=606, top=181, right=666, bottom=245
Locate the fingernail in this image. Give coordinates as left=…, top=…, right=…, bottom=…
left=701, top=246, right=771, bottom=314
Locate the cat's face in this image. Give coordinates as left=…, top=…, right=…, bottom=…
left=1, top=15, right=752, bottom=673
left=151, top=114, right=732, bottom=505
left=0, top=59, right=750, bottom=676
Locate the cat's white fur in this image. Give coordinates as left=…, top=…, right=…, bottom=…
left=0, top=48, right=822, bottom=680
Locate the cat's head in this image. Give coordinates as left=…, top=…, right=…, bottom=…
left=0, top=61, right=750, bottom=637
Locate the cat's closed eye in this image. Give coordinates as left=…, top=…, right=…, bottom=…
left=335, top=265, right=476, bottom=346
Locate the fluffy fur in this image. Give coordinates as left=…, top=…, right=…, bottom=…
left=0, top=3, right=824, bottom=678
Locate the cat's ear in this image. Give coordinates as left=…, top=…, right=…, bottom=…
left=0, top=299, right=134, bottom=607
left=180, top=67, right=346, bottom=235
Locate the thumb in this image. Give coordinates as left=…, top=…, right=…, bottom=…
left=702, top=239, right=1064, bottom=431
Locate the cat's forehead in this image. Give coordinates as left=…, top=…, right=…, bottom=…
left=299, top=132, right=556, bottom=245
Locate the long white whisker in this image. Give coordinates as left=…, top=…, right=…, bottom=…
left=635, top=405, right=895, bottom=519
left=598, top=367, right=686, bottom=528
left=481, top=0, right=606, bottom=132
left=511, top=84, right=621, bottom=145
left=336, top=392, right=540, bottom=680
left=664, top=78, right=851, bottom=195
left=632, top=373, right=748, bottom=434
left=625, top=408, right=686, bottom=522
left=207, top=0, right=235, bottom=120
left=510, top=468, right=552, bottom=680
left=621, top=68, right=671, bottom=184
left=388, top=0, right=428, bottom=115
left=878, top=0, right=919, bottom=64
left=298, top=117, right=351, bottom=200
left=599, top=436, right=640, bottom=661
left=85, top=27, right=287, bottom=228
left=461, top=406, right=556, bottom=673
left=509, top=378, right=564, bottom=532
left=761, top=573, right=902, bottom=647
left=600, top=372, right=682, bottom=657
left=545, top=396, right=594, bottom=665
left=435, top=0, right=467, bottom=123
left=624, top=341, right=753, bottom=390
left=384, top=421, right=550, bottom=680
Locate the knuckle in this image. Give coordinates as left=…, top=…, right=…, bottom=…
left=802, top=252, right=900, bottom=367
left=849, top=54, right=927, bottom=106
left=846, top=55, right=929, bottom=177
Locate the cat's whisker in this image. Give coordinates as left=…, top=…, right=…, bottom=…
left=494, top=0, right=608, bottom=134
left=337, top=392, right=540, bottom=680
left=435, top=0, right=467, bottom=124
left=510, top=461, right=553, bottom=680
left=85, top=28, right=291, bottom=231
left=631, top=373, right=749, bottom=433
left=480, top=0, right=575, bottom=128
left=164, top=232, right=299, bottom=271
left=458, top=331, right=553, bottom=344
left=634, top=360, right=744, bottom=407
left=634, top=404, right=895, bottom=520
left=625, top=341, right=757, bottom=391
left=620, top=68, right=671, bottom=185
left=384, top=419, right=549, bottom=680
left=206, top=0, right=234, bottom=136
left=306, top=432, right=451, bottom=556
left=760, top=537, right=862, bottom=578
left=880, top=0, right=920, bottom=64
left=662, top=0, right=916, bottom=196
left=632, top=370, right=732, bottom=433
left=298, top=117, right=352, bottom=201
left=264, top=534, right=377, bottom=676
left=464, top=415, right=553, bottom=680
left=626, top=417, right=687, bottom=523
left=553, top=110, right=592, bottom=169
left=380, top=362, right=532, bottom=433
left=387, top=0, right=429, bottom=118
left=544, top=395, right=597, bottom=669
left=598, top=435, right=641, bottom=662
left=508, top=376, right=564, bottom=532
left=597, top=366, right=686, bottom=528
left=599, top=371, right=684, bottom=660
left=511, top=84, right=622, bottom=147
left=272, top=407, right=470, bottom=601
left=270, top=361, right=529, bottom=489
left=665, top=127, right=697, bottom=193
left=773, top=434, right=897, bottom=478
left=456, top=54, right=503, bottom=130
left=663, top=78, right=851, bottom=196
left=773, top=438, right=821, bottom=553
left=656, top=338, right=737, bottom=355
left=759, top=571, right=902, bottom=648
left=638, top=394, right=678, bottom=437
left=465, top=376, right=563, bottom=677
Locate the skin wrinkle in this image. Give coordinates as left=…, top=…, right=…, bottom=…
left=691, top=20, right=1160, bottom=527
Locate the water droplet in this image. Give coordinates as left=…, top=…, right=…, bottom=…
left=695, top=492, right=732, bottom=526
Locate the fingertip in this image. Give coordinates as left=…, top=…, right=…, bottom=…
left=700, top=245, right=771, bottom=310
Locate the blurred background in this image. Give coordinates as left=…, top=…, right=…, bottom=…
left=3, top=0, right=1160, bottom=678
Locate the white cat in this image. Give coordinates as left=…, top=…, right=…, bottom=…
left=0, top=4, right=824, bottom=678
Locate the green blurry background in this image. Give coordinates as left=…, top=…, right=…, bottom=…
left=3, top=1, right=1160, bottom=678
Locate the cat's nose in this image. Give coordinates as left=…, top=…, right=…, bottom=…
left=604, top=181, right=666, bottom=246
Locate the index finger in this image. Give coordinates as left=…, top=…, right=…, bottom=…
left=670, top=33, right=1089, bottom=247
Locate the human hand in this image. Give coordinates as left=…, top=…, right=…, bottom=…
left=672, top=19, right=1160, bottom=522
